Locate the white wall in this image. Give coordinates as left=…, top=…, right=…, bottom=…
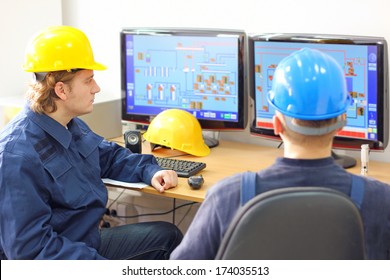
left=61, top=0, right=390, bottom=102
left=61, top=0, right=390, bottom=163
left=0, top=0, right=62, bottom=98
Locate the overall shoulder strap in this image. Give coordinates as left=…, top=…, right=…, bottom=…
left=350, top=174, right=365, bottom=209
left=240, top=172, right=258, bottom=206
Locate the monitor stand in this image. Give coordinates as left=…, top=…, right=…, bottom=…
left=202, top=131, right=220, bottom=148
left=203, top=136, right=219, bottom=148
left=332, top=150, right=357, bottom=169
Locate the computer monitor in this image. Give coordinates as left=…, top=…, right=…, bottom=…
left=120, top=28, right=247, bottom=148
left=249, top=33, right=389, bottom=168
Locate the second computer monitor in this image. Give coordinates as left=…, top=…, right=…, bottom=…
left=249, top=33, right=389, bottom=152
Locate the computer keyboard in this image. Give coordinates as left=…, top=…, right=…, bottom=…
left=155, top=157, right=206, bottom=178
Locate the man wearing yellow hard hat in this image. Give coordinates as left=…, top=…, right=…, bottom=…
left=0, top=26, right=182, bottom=259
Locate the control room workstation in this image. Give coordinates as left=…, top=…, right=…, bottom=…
left=109, top=136, right=284, bottom=202
left=108, top=136, right=390, bottom=203
left=108, top=28, right=390, bottom=202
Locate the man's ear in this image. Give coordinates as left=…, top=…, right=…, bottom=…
left=273, top=114, right=285, bottom=135
left=54, top=82, right=67, bottom=100
left=337, top=113, right=347, bottom=133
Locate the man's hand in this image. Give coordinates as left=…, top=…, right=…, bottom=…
left=151, top=170, right=178, bottom=193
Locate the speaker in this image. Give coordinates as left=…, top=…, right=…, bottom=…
left=124, top=130, right=142, bottom=154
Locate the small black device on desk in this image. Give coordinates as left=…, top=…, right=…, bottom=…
left=155, top=157, right=206, bottom=178
left=188, top=175, right=204, bottom=189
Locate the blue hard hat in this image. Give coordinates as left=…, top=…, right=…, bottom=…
left=268, top=48, right=351, bottom=120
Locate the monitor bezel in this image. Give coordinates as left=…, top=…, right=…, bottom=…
left=120, top=27, right=248, bottom=130
left=248, top=33, right=389, bottom=151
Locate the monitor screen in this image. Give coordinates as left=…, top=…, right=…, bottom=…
left=120, top=28, right=247, bottom=135
left=249, top=33, right=389, bottom=153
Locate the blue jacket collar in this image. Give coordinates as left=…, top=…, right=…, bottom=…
left=26, top=106, right=75, bottom=149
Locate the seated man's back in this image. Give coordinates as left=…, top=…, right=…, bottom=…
left=170, top=48, right=390, bottom=260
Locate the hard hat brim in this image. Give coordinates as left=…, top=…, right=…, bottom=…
left=23, top=61, right=107, bottom=72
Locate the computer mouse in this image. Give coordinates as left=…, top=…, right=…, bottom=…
left=188, top=175, right=204, bottom=190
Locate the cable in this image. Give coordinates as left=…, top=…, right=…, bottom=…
left=106, top=186, right=126, bottom=209
left=159, top=154, right=189, bottom=159
left=101, top=187, right=127, bottom=228
left=112, top=201, right=197, bottom=219
left=176, top=203, right=194, bottom=227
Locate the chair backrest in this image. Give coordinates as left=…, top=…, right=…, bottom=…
left=215, top=187, right=366, bottom=260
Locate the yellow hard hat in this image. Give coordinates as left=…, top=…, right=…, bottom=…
left=23, top=26, right=106, bottom=72
left=143, top=109, right=210, bottom=157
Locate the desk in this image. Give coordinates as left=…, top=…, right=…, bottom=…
left=108, top=137, right=390, bottom=203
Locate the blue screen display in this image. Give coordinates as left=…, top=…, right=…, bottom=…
left=252, top=41, right=379, bottom=142
left=123, top=33, right=241, bottom=123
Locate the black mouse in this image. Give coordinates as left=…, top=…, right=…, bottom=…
left=188, top=175, right=204, bottom=189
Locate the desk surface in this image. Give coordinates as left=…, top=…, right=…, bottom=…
left=109, top=137, right=390, bottom=202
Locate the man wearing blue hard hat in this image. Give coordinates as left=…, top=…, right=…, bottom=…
left=171, top=48, right=390, bottom=260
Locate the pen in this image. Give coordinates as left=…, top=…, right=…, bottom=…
left=361, top=144, right=369, bottom=176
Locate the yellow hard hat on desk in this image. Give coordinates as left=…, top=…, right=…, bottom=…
left=143, top=109, right=210, bottom=157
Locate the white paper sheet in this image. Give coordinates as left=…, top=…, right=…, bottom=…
left=102, top=178, right=148, bottom=189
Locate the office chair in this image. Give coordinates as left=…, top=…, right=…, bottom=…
left=216, top=187, right=366, bottom=260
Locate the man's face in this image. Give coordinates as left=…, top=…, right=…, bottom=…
left=63, top=69, right=101, bottom=118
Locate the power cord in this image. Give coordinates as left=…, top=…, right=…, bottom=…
left=106, top=188, right=125, bottom=208
left=108, top=201, right=198, bottom=219
left=105, top=185, right=198, bottom=226
left=101, top=187, right=126, bottom=228
left=176, top=202, right=195, bottom=227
